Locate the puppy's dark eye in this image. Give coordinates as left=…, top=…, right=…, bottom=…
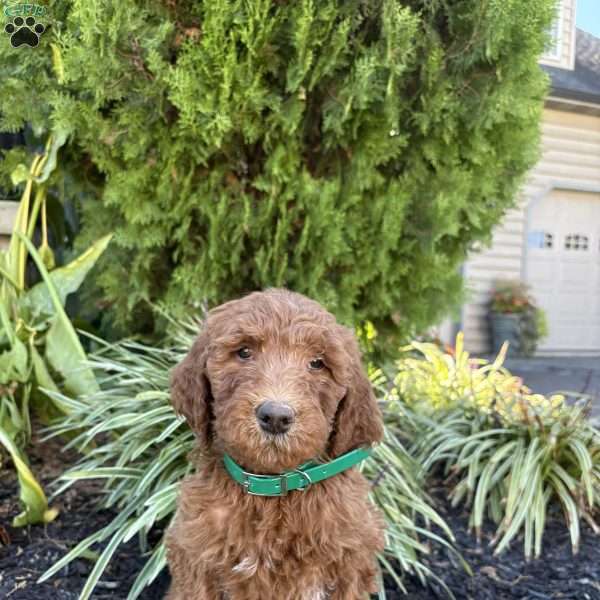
left=237, top=347, right=253, bottom=360
left=309, top=358, right=325, bottom=371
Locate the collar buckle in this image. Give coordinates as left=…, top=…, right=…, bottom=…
left=242, top=472, right=251, bottom=494
left=294, top=469, right=312, bottom=492
left=242, top=471, right=289, bottom=496
left=279, top=473, right=288, bottom=496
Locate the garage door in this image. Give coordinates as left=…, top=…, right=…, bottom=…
left=526, top=189, right=600, bottom=354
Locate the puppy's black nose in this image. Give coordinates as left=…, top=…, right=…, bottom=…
left=256, top=401, right=294, bottom=435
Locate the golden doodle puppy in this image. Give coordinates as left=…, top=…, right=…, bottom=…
left=166, top=288, right=385, bottom=600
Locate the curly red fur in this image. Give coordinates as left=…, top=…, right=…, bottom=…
left=166, top=289, right=385, bottom=600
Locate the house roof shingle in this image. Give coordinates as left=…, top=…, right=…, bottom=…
left=542, top=28, right=600, bottom=105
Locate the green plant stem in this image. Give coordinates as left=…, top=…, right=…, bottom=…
left=26, top=185, right=47, bottom=242
left=0, top=265, right=23, bottom=292
left=11, top=156, right=38, bottom=291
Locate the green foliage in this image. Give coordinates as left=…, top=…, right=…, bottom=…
left=413, top=404, right=600, bottom=559
left=0, top=139, right=111, bottom=526
left=519, top=305, right=547, bottom=356
left=0, top=0, right=555, bottom=341
left=490, top=279, right=548, bottom=356
left=42, top=317, right=456, bottom=600
left=0, top=426, right=58, bottom=526
left=399, top=336, right=600, bottom=558
left=395, top=332, right=565, bottom=420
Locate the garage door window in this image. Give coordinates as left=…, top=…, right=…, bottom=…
left=528, top=231, right=555, bottom=249
left=564, top=234, right=589, bottom=251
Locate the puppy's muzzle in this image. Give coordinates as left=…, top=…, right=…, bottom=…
left=256, top=400, right=295, bottom=435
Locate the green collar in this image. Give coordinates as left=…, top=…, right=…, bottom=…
left=223, top=447, right=372, bottom=496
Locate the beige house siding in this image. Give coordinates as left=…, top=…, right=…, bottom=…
left=462, top=107, right=600, bottom=354
left=0, top=201, right=18, bottom=249
left=539, top=0, right=577, bottom=70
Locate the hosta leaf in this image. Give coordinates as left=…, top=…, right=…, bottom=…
left=0, top=302, right=29, bottom=384
left=0, top=335, right=29, bottom=384
left=45, top=313, right=97, bottom=397
left=30, top=344, right=61, bottom=398
left=20, top=234, right=113, bottom=320
left=17, top=234, right=100, bottom=398
left=0, top=425, right=57, bottom=526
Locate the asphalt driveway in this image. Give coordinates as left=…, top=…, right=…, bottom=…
left=502, top=356, right=600, bottom=420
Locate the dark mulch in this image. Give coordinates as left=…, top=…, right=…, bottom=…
left=0, top=434, right=169, bottom=600
left=2, top=438, right=600, bottom=599
left=390, top=482, right=600, bottom=600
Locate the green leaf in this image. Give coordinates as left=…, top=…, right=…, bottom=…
left=0, top=263, right=22, bottom=291
left=20, top=234, right=113, bottom=319
left=567, top=437, right=595, bottom=509
left=17, top=234, right=99, bottom=397
left=38, top=528, right=108, bottom=583
left=549, top=472, right=581, bottom=553
left=45, top=313, right=97, bottom=397
left=35, top=130, right=69, bottom=184
left=0, top=425, right=57, bottom=526
left=29, top=344, right=73, bottom=416
left=30, top=344, right=59, bottom=393
left=61, top=467, right=144, bottom=480
left=533, top=485, right=551, bottom=558
left=473, top=461, right=495, bottom=534
left=38, top=243, right=56, bottom=271
left=495, top=464, right=541, bottom=555
left=7, top=162, right=36, bottom=291
left=10, top=164, right=29, bottom=187
left=0, top=338, right=29, bottom=384
left=0, top=303, right=30, bottom=384
left=50, top=43, right=65, bottom=85
left=127, top=544, right=167, bottom=600
left=0, top=393, right=25, bottom=441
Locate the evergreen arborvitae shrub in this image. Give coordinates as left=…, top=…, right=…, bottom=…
left=0, top=0, right=555, bottom=339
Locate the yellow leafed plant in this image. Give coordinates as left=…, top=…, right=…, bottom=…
left=394, top=332, right=565, bottom=423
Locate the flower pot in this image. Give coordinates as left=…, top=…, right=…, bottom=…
left=489, top=312, right=521, bottom=356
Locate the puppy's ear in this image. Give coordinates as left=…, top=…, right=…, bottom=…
left=171, top=328, right=213, bottom=450
left=329, top=328, right=384, bottom=457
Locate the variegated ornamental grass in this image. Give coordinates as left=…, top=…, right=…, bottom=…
left=41, top=319, right=457, bottom=600
left=399, top=334, right=600, bottom=559
left=41, top=326, right=599, bottom=598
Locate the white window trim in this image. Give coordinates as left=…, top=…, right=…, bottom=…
left=568, top=0, right=578, bottom=70
left=541, top=0, right=564, bottom=62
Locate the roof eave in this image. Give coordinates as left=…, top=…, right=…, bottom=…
left=549, top=85, right=600, bottom=106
